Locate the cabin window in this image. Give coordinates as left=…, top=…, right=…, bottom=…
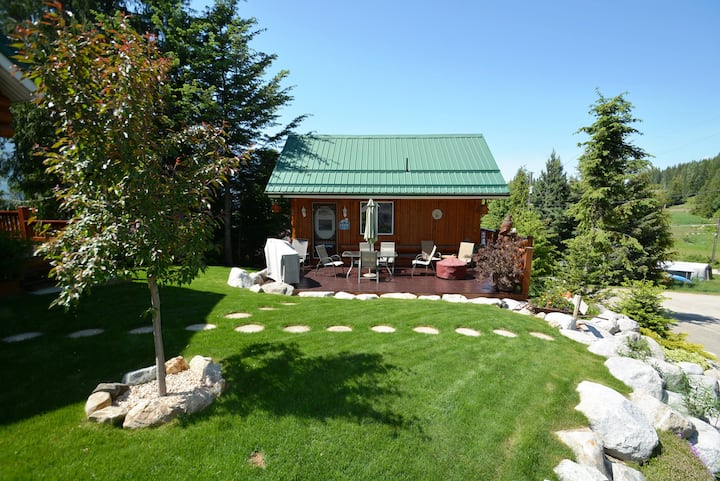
left=360, top=201, right=394, bottom=235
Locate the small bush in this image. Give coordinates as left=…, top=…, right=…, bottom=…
left=0, top=232, right=33, bottom=281
left=529, top=286, right=574, bottom=312
left=614, top=279, right=675, bottom=336
left=624, top=336, right=651, bottom=361
left=474, top=240, right=525, bottom=292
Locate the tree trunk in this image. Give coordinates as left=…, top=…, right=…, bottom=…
left=223, top=181, right=233, bottom=266
left=147, top=274, right=167, bottom=396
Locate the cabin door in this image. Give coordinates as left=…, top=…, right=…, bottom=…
left=312, top=203, right=337, bottom=257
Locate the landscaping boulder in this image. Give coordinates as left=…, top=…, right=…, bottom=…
left=610, top=463, right=647, bottom=481
left=559, top=329, right=597, bottom=345
left=589, top=314, right=620, bottom=335
left=165, top=356, right=189, bottom=375
left=227, top=267, right=253, bottom=288
left=646, top=359, right=687, bottom=393
left=616, top=315, right=640, bottom=333
left=85, top=391, right=112, bottom=417
left=545, top=311, right=575, bottom=330
left=555, top=428, right=609, bottom=477
left=122, top=365, right=157, bottom=385
left=575, top=381, right=658, bottom=463
left=604, top=357, right=664, bottom=399
left=87, top=405, right=127, bottom=426
left=260, top=281, right=294, bottom=295
left=553, top=459, right=609, bottom=481
left=689, top=416, right=720, bottom=474
left=678, top=361, right=705, bottom=376
left=123, top=397, right=183, bottom=429
left=91, top=382, right=129, bottom=399
left=629, top=391, right=695, bottom=439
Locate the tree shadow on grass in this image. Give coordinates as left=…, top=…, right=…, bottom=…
left=0, top=282, right=224, bottom=426
left=205, top=342, right=421, bottom=433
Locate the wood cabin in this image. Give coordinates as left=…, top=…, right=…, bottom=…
left=265, top=134, right=510, bottom=266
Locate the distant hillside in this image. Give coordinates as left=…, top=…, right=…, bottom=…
left=651, top=153, right=720, bottom=218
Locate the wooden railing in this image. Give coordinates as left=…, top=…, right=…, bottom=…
left=0, top=207, right=67, bottom=242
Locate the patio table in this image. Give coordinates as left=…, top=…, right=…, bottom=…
left=342, top=250, right=397, bottom=279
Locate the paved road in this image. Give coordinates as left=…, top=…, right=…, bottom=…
left=662, top=291, right=720, bottom=358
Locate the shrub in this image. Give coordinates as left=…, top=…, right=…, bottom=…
left=474, top=239, right=525, bottom=293
left=614, top=279, right=675, bottom=336
left=0, top=232, right=33, bottom=281
left=529, top=286, right=574, bottom=312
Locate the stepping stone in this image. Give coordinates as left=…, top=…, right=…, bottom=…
left=529, top=332, right=554, bottom=341
left=235, top=324, right=265, bottom=333
left=371, top=325, right=396, bottom=333
left=283, top=325, right=310, bottom=333
left=280, top=302, right=297, bottom=306
left=185, top=323, right=217, bottom=332
left=413, top=326, right=439, bottom=335
left=225, top=312, right=252, bottom=319
left=327, top=325, right=352, bottom=332
left=493, top=329, right=517, bottom=338
left=129, top=326, right=154, bottom=334
left=455, top=327, right=481, bottom=337
left=258, top=307, right=277, bottom=311
left=3, top=332, right=43, bottom=343
left=68, top=328, right=104, bottom=338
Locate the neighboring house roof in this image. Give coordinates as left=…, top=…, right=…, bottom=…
left=265, top=134, right=509, bottom=198
left=0, top=36, right=35, bottom=103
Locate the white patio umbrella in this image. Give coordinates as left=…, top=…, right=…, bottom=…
left=363, top=198, right=378, bottom=250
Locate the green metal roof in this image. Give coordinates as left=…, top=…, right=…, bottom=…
left=265, top=134, right=509, bottom=198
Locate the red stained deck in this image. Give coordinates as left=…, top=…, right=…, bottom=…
left=296, top=265, right=525, bottom=300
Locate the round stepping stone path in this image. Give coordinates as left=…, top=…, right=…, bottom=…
left=225, top=312, right=252, bottom=319
left=371, top=325, right=396, bottom=333
left=283, top=325, right=310, bottom=333
left=235, top=324, right=265, bottom=333
left=492, top=329, right=518, bottom=338
left=529, top=332, right=554, bottom=341
left=327, top=326, right=352, bottom=332
left=68, top=328, right=104, bottom=338
left=413, top=326, right=439, bottom=335
left=258, top=307, right=277, bottom=311
left=455, top=327, right=481, bottom=337
left=129, top=326, right=154, bottom=334
left=280, top=302, right=298, bottom=306
left=3, top=331, right=43, bottom=343
left=185, top=323, right=217, bottom=331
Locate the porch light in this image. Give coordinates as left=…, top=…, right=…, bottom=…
left=301, top=206, right=307, bottom=218
left=342, top=206, right=347, bottom=217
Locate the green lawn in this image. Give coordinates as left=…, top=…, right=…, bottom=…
left=666, top=203, right=718, bottom=266
left=0, top=267, right=704, bottom=480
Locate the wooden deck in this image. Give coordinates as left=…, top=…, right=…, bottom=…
left=296, top=265, right=526, bottom=300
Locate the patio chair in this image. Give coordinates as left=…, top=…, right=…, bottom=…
left=411, top=244, right=437, bottom=277
left=291, top=238, right=309, bottom=271
left=358, top=249, right=380, bottom=285
left=378, top=241, right=395, bottom=276
left=457, top=242, right=475, bottom=265
left=315, top=245, right=345, bottom=276
left=421, top=240, right=442, bottom=261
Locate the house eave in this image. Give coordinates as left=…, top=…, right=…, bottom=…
left=0, top=51, right=35, bottom=103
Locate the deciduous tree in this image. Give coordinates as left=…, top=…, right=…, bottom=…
left=13, top=3, right=237, bottom=395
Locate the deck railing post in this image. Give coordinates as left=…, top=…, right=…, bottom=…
left=520, top=246, right=533, bottom=299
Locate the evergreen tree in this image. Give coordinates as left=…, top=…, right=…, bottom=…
left=565, top=91, right=672, bottom=289
left=530, top=150, right=573, bottom=249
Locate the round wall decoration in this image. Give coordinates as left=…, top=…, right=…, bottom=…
left=432, top=208, right=443, bottom=220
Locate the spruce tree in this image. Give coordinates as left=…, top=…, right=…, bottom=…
left=530, top=150, right=573, bottom=249
left=565, top=92, right=672, bottom=289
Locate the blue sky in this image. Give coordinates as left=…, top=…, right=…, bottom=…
left=197, top=0, right=718, bottom=180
